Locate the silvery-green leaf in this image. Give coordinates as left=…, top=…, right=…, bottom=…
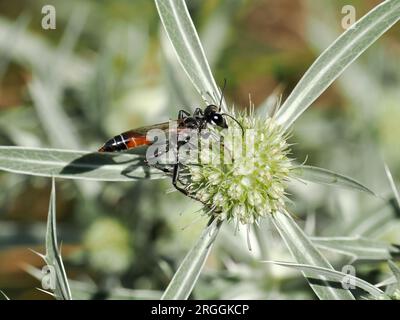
left=276, top=0, right=400, bottom=130
left=0, top=147, right=164, bottom=181
left=44, top=178, right=72, bottom=300
left=310, top=236, right=398, bottom=261
left=154, top=0, right=225, bottom=109
left=293, top=165, right=376, bottom=195
left=161, top=219, right=222, bottom=300
left=271, top=211, right=355, bottom=299
left=264, top=261, right=386, bottom=299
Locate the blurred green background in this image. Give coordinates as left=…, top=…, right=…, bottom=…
left=0, top=0, right=399, bottom=299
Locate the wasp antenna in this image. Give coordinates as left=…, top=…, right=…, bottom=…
left=221, top=113, right=244, bottom=136
left=218, top=79, right=227, bottom=112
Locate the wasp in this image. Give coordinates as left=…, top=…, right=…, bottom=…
left=98, top=83, right=242, bottom=198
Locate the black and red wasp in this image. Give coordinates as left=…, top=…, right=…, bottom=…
left=98, top=83, right=243, bottom=198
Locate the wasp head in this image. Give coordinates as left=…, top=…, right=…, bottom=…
left=204, top=105, right=228, bottom=129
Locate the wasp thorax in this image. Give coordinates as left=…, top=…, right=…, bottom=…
left=183, top=109, right=293, bottom=225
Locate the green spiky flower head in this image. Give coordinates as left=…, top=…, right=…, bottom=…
left=183, top=108, right=294, bottom=225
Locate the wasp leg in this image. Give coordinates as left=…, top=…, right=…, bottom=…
left=172, top=163, right=207, bottom=205
left=172, top=139, right=187, bottom=193
left=172, top=163, right=200, bottom=201
left=178, top=109, right=191, bottom=120
left=147, top=163, right=172, bottom=174
left=145, top=143, right=169, bottom=162
left=145, top=143, right=178, bottom=176
left=145, top=141, right=186, bottom=186
left=170, top=113, right=205, bottom=201
left=172, top=164, right=187, bottom=194
left=171, top=140, right=208, bottom=204
left=193, top=107, right=204, bottom=117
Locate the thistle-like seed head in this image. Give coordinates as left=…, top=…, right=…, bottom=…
left=183, top=108, right=294, bottom=225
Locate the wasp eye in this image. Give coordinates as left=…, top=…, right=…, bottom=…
left=210, top=114, right=227, bottom=128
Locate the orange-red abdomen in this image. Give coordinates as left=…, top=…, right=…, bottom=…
left=98, top=132, right=151, bottom=152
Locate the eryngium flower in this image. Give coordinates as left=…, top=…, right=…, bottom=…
left=182, top=108, right=294, bottom=225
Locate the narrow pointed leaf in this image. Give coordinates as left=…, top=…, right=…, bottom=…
left=264, top=261, right=385, bottom=299
left=271, top=211, right=355, bottom=299
left=45, top=178, right=72, bottom=300
left=276, top=0, right=400, bottom=130
left=161, top=219, right=222, bottom=300
left=294, top=165, right=376, bottom=195
left=154, top=0, right=225, bottom=109
left=310, top=236, right=398, bottom=261
left=0, top=146, right=164, bottom=181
